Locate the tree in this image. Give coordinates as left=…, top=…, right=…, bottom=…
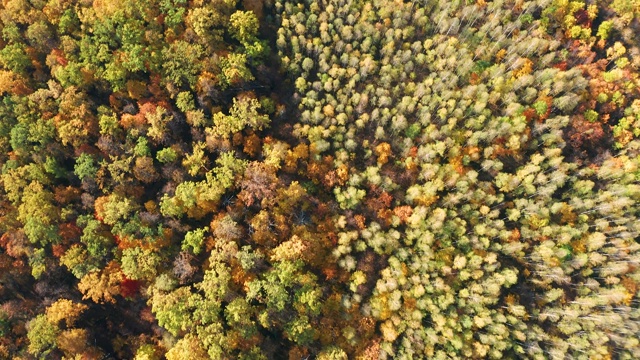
left=145, top=105, right=173, bottom=142
left=159, top=0, right=187, bottom=28
left=165, top=334, right=209, bottom=360
left=157, top=147, right=178, bottom=163
left=162, top=40, right=203, bottom=88
left=74, top=153, right=98, bottom=181
left=229, top=11, right=259, bottom=44
left=176, top=91, right=195, bottom=112
left=25, top=21, right=54, bottom=52
left=211, top=215, right=241, bottom=242
left=57, top=328, right=93, bottom=358
left=317, top=346, right=348, bottom=360
left=27, top=314, right=59, bottom=356
left=45, top=299, right=88, bottom=328
left=186, top=6, right=227, bottom=45
left=182, top=227, right=208, bottom=254
left=211, top=97, right=270, bottom=138
left=60, top=245, right=100, bottom=279
left=18, top=181, right=60, bottom=246
left=134, top=344, right=161, bottom=360
left=182, top=142, right=208, bottom=176
left=121, top=247, right=161, bottom=281
left=56, top=86, right=97, bottom=147
left=238, top=162, right=277, bottom=207
left=219, top=53, right=254, bottom=87
left=77, top=262, right=124, bottom=304
left=94, top=194, right=137, bottom=226
left=0, top=43, right=31, bottom=74
left=224, top=298, right=257, bottom=339
left=133, top=156, right=160, bottom=183
left=150, top=286, right=198, bottom=336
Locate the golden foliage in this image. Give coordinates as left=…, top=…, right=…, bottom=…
left=45, top=299, right=88, bottom=327
left=512, top=58, right=533, bottom=78
left=165, top=335, right=209, bottom=360
left=374, top=142, right=391, bottom=165
left=57, top=328, right=90, bottom=356
left=270, top=235, right=308, bottom=262
left=78, top=262, right=124, bottom=304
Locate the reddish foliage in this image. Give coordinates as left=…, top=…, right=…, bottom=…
left=523, top=107, right=537, bottom=122
left=327, top=232, right=338, bottom=246
left=238, top=162, right=278, bottom=207
left=377, top=208, right=394, bottom=225
left=393, top=206, right=413, bottom=223
left=567, top=116, right=606, bottom=152
left=357, top=339, right=381, bottom=359
left=51, top=48, right=68, bottom=66
left=74, top=144, right=101, bottom=157
left=323, top=170, right=339, bottom=188
left=469, top=72, right=481, bottom=85
left=0, top=231, right=28, bottom=258
left=120, top=277, right=141, bottom=298
left=52, top=244, right=68, bottom=258
left=365, top=186, right=393, bottom=214
left=115, top=235, right=146, bottom=250
left=58, top=222, right=82, bottom=241
left=147, top=74, right=166, bottom=99
left=553, top=61, right=567, bottom=71
left=322, top=265, right=338, bottom=281
left=407, top=146, right=418, bottom=158
left=137, top=101, right=158, bottom=119
left=108, top=92, right=126, bottom=111
left=574, top=9, right=591, bottom=27
left=0, top=253, right=12, bottom=270
left=243, top=132, right=263, bottom=157
left=139, top=306, right=156, bottom=323
left=354, top=214, right=366, bottom=230
left=306, top=156, right=335, bottom=187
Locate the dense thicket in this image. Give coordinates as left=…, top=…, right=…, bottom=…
left=275, top=0, right=640, bottom=358
left=0, top=0, right=639, bottom=359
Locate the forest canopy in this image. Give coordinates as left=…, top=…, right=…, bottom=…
left=0, top=0, right=639, bottom=359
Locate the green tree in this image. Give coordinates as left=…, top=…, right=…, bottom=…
left=211, top=97, right=269, bottom=138
left=159, top=0, right=187, bottom=28
left=176, top=91, right=195, bottom=112
left=162, top=41, right=203, bottom=88
left=18, top=182, right=60, bottom=246
left=77, top=215, right=114, bottom=260
left=121, top=247, right=161, bottom=281
left=219, top=53, right=254, bottom=87
left=96, top=194, right=137, bottom=226
left=27, top=314, right=59, bottom=356
left=135, top=344, right=161, bottom=360
left=0, top=43, right=31, bottom=74
left=157, top=147, right=178, bottom=163
left=224, top=297, right=258, bottom=343
left=182, top=227, right=208, bottom=254
left=74, top=153, right=98, bottom=181
left=134, top=137, right=151, bottom=157
left=150, top=286, right=198, bottom=336
left=60, top=245, right=100, bottom=279
left=229, top=11, right=259, bottom=44
left=160, top=181, right=197, bottom=218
